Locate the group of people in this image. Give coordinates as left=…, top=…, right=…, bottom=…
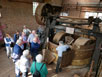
left=4, top=25, right=48, bottom=77
left=4, top=25, right=70, bottom=77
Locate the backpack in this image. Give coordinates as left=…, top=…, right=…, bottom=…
left=33, top=62, right=44, bottom=77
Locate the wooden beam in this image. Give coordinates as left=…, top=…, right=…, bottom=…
left=8, top=0, right=33, bottom=4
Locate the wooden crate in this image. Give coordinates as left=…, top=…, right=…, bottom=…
left=43, top=49, right=55, bottom=64
left=48, top=42, right=58, bottom=53
left=61, top=50, right=74, bottom=68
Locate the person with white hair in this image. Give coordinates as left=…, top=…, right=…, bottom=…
left=27, top=30, right=36, bottom=45
left=18, top=36, right=24, bottom=50
left=23, top=25, right=31, bottom=36
left=17, top=49, right=30, bottom=77
left=30, top=54, right=48, bottom=77
left=12, top=39, right=23, bottom=61
left=55, top=41, right=70, bottom=73
left=30, top=37, right=40, bottom=61
left=12, top=39, right=23, bottom=77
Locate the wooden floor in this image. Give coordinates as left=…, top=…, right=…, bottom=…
left=0, top=48, right=15, bottom=77
left=0, top=47, right=89, bottom=77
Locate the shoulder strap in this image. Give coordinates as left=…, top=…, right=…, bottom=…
left=35, top=62, right=37, bottom=71
left=40, top=63, right=45, bottom=71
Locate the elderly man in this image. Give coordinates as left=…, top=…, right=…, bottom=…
left=56, top=41, right=70, bottom=73
left=27, top=30, right=36, bottom=45
left=12, top=39, right=23, bottom=77
left=30, top=37, right=40, bottom=61
left=23, top=25, right=31, bottom=36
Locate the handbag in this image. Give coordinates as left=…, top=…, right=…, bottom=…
left=10, top=42, right=15, bottom=47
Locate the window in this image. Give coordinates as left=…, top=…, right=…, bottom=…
left=33, top=2, right=39, bottom=15
left=97, top=13, right=102, bottom=19
left=0, top=12, right=1, bottom=17
left=60, top=12, right=68, bottom=16
left=85, top=12, right=102, bottom=19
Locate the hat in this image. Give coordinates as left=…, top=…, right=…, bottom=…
left=23, top=50, right=29, bottom=57
left=36, top=54, right=43, bottom=63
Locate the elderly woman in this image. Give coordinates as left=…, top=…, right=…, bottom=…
left=16, top=50, right=30, bottom=77
left=4, top=34, right=14, bottom=58
left=30, top=54, right=48, bottom=77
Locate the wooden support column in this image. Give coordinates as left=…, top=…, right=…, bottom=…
left=43, top=17, right=50, bottom=49
left=92, top=37, right=102, bottom=76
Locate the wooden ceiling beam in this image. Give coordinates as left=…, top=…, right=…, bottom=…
left=8, top=0, right=33, bottom=4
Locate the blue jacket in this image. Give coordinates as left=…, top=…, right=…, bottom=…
left=13, top=44, right=22, bottom=55
left=30, top=42, right=40, bottom=53
left=12, top=44, right=22, bottom=62
left=4, top=37, right=11, bottom=47
left=14, top=34, right=20, bottom=43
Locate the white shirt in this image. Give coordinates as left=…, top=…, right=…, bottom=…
left=23, top=29, right=31, bottom=36
left=27, top=34, right=35, bottom=43
left=4, top=37, right=14, bottom=47
left=19, top=56, right=30, bottom=72
left=56, top=45, right=69, bottom=57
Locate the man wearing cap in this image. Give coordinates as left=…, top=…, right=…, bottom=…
left=56, top=41, right=70, bottom=73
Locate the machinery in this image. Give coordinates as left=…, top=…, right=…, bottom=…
left=40, top=15, right=102, bottom=77
left=34, top=1, right=102, bottom=77
left=35, top=3, right=62, bottom=25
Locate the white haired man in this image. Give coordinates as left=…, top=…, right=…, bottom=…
left=56, top=41, right=70, bottom=73
left=30, top=54, right=48, bottom=77
left=30, top=37, right=40, bottom=61
left=17, top=50, right=30, bottom=77
left=27, top=30, right=36, bottom=45
left=12, top=39, right=23, bottom=77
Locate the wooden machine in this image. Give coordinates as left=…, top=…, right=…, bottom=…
left=35, top=2, right=102, bottom=77
left=43, top=15, right=102, bottom=77
left=36, top=15, right=102, bottom=77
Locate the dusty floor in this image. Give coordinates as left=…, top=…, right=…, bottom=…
left=0, top=47, right=88, bottom=77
